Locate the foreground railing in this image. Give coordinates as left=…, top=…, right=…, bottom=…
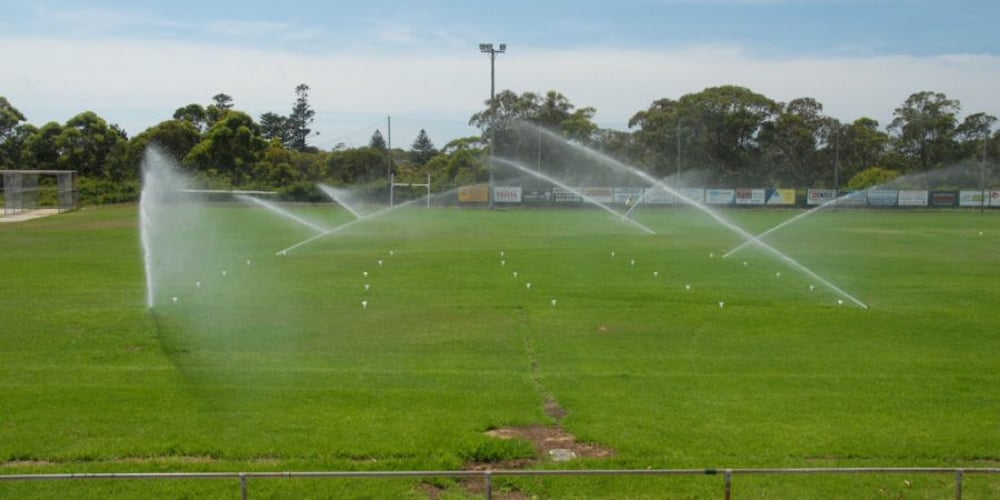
left=3, top=467, right=998, bottom=499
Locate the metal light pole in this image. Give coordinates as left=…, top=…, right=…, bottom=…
left=480, top=42, right=506, bottom=208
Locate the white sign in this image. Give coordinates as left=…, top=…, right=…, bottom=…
left=897, top=190, right=929, bottom=207
left=582, top=187, right=613, bottom=203
left=734, top=188, right=766, bottom=205
left=679, top=188, right=704, bottom=204
left=992, top=190, right=1000, bottom=207
left=493, top=186, right=522, bottom=203
left=705, top=189, right=735, bottom=205
left=959, top=190, right=988, bottom=206
left=643, top=185, right=676, bottom=204
left=807, top=189, right=837, bottom=206
left=867, top=189, right=898, bottom=206
left=614, top=187, right=643, bottom=204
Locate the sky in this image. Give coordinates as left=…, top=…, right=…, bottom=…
left=2, top=0, right=998, bottom=150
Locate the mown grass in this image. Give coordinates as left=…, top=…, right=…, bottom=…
left=1, top=204, right=999, bottom=498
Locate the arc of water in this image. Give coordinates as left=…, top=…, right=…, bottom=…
left=494, top=157, right=657, bottom=235
left=524, top=124, right=868, bottom=309
left=236, top=195, right=329, bottom=234
left=723, top=196, right=843, bottom=258
left=276, top=192, right=442, bottom=255
left=317, top=183, right=364, bottom=220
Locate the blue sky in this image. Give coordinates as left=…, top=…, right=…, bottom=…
left=2, top=0, right=998, bottom=149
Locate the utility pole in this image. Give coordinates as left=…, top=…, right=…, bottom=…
left=479, top=43, right=506, bottom=208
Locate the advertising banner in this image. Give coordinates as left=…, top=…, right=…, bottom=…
left=614, top=187, right=643, bottom=204
left=705, top=189, right=735, bottom=205
left=458, top=184, right=489, bottom=203
left=867, top=189, right=898, bottom=207
left=839, top=190, right=867, bottom=206
left=494, top=186, right=522, bottom=203
left=582, top=187, right=613, bottom=203
left=522, top=189, right=551, bottom=203
left=643, top=185, right=676, bottom=204
left=765, top=188, right=796, bottom=205
left=930, top=191, right=957, bottom=207
left=734, top=188, right=766, bottom=205
left=552, top=187, right=582, bottom=203
left=807, top=189, right=837, bottom=206
left=897, top=190, right=929, bottom=207
left=959, top=190, right=988, bottom=207
left=679, top=188, right=704, bottom=204
left=992, top=190, right=1000, bottom=207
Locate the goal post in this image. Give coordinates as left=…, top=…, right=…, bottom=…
left=0, top=170, right=78, bottom=217
left=389, top=173, right=431, bottom=208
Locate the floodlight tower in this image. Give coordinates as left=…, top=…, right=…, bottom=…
left=480, top=42, right=506, bottom=208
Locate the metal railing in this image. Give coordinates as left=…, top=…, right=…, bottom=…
left=2, top=467, right=998, bottom=499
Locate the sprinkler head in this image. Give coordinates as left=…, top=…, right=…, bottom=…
left=172, top=297, right=178, bottom=304
left=610, top=251, right=616, bottom=257
left=501, top=260, right=506, bottom=266
left=653, top=271, right=658, bottom=277
left=364, top=284, right=370, bottom=291
left=709, top=253, right=715, bottom=258
left=389, top=250, right=395, bottom=256
left=363, top=271, right=368, bottom=277
left=195, top=281, right=201, bottom=289
left=685, top=284, right=691, bottom=291
left=742, top=261, right=748, bottom=267
left=500, top=251, right=505, bottom=257
left=246, top=259, right=251, bottom=267
left=280, top=250, right=287, bottom=256
left=837, top=299, right=844, bottom=306
left=513, top=271, right=518, bottom=278
left=809, top=285, right=815, bottom=292
left=221, top=270, right=227, bottom=277
left=979, top=231, right=984, bottom=236
left=361, top=300, right=368, bottom=309
left=526, top=282, right=532, bottom=290
left=775, top=272, right=781, bottom=278
left=630, top=259, right=635, bottom=266
left=378, top=260, right=383, bottom=267
left=718, top=301, right=725, bottom=308
left=551, top=299, right=557, bottom=307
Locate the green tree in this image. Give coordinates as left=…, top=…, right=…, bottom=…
left=173, top=104, right=209, bottom=132
left=127, top=119, right=203, bottom=175
left=184, top=111, right=267, bottom=186
left=836, top=117, right=889, bottom=183
left=260, top=112, right=290, bottom=145
left=956, top=112, right=997, bottom=161
left=759, top=97, right=830, bottom=186
left=888, top=91, right=961, bottom=171
left=410, top=129, right=437, bottom=166
left=1, top=124, right=36, bottom=169
left=22, top=122, right=64, bottom=170
left=287, top=84, right=315, bottom=152
left=54, top=111, right=128, bottom=178
left=369, top=129, right=387, bottom=150
left=0, top=97, right=27, bottom=167
left=327, top=146, right=384, bottom=184
left=847, top=166, right=901, bottom=190
left=205, top=93, right=234, bottom=128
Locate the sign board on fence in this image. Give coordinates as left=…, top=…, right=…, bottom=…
left=734, top=188, right=766, bottom=205
left=522, top=189, right=550, bottom=203
left=897, top=190, right=928, bottom=207
left=992, top=190, right=1000, bottom=207
left=614, top=187, right=643, bottom=204
left=643, top=185, right=676, bottom=204
left=931, top=191, right=957, bottom=207
left=959, top=190, right=987, bottom=206
left=766, top=188, right=796, bottom=205
left=458, top=185, right=489, bottom=203
left=493, top=186, right=522, bottom=203
left=582, top=187, right=613, bottom=203
left=705, top=189, right=734, bottom=205
left=807, top=189, right=837, bottom=206
left=679, top=188, right=704, bottom=204
left=867, top=189, right=898, bottom=207
left=552, top=187, right=582, bottom=203
left=839, top=190, right=867, bottom=206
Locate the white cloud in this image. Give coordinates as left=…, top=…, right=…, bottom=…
left=2, top=36, right=998, bottom=146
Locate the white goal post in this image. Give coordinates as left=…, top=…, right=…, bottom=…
left=389, top=173, right=431, bottom=208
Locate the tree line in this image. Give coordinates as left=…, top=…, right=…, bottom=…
left=0, top=84, right=996, bottom=204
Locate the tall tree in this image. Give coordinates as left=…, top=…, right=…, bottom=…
left=184, top=111, right=267, bottom=186
left=206, top=93, right=234, bottom=128
left=369, top=129, right=387, bottom=150
left=55, top=111, right=128, bottom=178
left=837, top=117, right=889, bottom=184
left=410, top=129, right=437, bottom=166
left=259, top=112, right=291, bottom=144
left=287, top=84, right=315, bottom=152
left=759, top=97, right=830, bottom=185
left=21, top=122, right=64, bottom=170
left=888, top=91, right=961, bottom=171
left=0, top=97, right=27, bottom=167
left=173, top=104, right=209, bottom=132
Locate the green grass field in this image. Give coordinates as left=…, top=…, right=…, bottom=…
left=2, top=204, right=999, bottom=498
